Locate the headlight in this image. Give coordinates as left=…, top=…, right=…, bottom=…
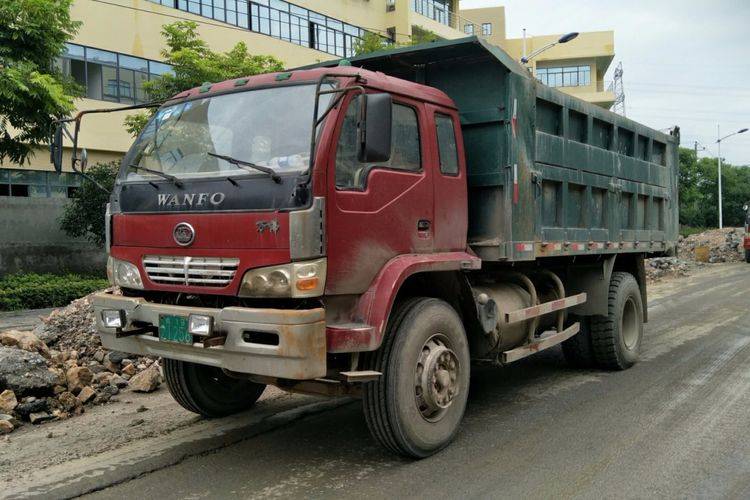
left=239, top=258, right=326, bottom=298
left=107, top=256, right=144, bottom=290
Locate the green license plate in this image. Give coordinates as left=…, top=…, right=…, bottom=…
left=159, top=315, right=192, bottom=344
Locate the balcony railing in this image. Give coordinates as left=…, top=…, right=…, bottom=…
left=410, top=0, right=484, bottom=36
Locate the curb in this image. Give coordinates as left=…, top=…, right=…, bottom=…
left=4, top=397, right=355, bottom=499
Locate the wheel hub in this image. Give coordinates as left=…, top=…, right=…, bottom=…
left=415, top=335, right=460, bottom=421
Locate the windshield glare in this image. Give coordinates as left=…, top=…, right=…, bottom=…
left=122, top=84, right=332, bottom=181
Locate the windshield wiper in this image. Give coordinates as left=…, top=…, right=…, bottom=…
left=128, top=164, right=183, bottom=188
left=208, top=152, right=282, bottom=184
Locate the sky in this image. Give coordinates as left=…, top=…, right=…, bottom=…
left=460, top=0, right=750, bottom=165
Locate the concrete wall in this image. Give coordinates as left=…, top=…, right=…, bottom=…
left=0, top=198, right=107, bottom=276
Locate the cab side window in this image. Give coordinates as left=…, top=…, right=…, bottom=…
left=435, top=113, right=459, bottom=176
left=336, top=96, right=421, bottom=190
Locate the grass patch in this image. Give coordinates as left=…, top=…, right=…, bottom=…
left=680, top=226, right=713, bottom=238
left=0, top=273, right=109, bottom=311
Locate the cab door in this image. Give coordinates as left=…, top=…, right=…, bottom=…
left=429, top=106, right=467, bottom=252
left=326, top=94, right=434, bottom=295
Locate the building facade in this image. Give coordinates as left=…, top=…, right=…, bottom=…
left=460, top=6, right=616, bottom=108
left=1, top=1, right=616, bottom=274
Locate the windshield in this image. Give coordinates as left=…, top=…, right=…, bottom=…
left=122, top=84, right=331, bottom=181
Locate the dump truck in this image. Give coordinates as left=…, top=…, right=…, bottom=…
left=51, top=37, right=679, bottom=458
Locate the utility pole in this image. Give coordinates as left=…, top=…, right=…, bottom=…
left=715, top=125, right=749, bottom=229
left=718, top=125, right=723, bottom=229
left=608, top=62, right=626, bottom=116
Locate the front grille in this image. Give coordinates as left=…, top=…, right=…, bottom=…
left=143, top=255, right=240, bottom=287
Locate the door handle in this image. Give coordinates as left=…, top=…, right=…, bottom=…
left=417, top=219, right=431, bottom=232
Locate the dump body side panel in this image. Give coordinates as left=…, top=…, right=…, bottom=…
left=300, top=37, right=679, bottom=263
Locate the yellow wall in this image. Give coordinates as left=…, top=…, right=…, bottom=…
left=46, top=0, right=471, bottom=171
left=458, top=6, right=506, bottom=44
left=14, top=1, right=615, bottom=173
left=501, top=31, right=616, bottom=108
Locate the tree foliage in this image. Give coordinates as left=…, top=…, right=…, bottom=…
left=353, top=28, right=441, bottom=56
left=59, top=161, right=119, bottom=247
left=126, top=21, right=284, bottom=136
left=678, top=146, right=750, bottom=228
left=0, top=0, right=81, bottom=164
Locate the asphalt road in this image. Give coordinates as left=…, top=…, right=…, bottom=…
left=85, top=263, right=750, bottom=499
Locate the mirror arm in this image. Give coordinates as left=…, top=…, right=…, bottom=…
left=307, top=73, right=365, bottom=182
left=52, top=100, right=167, bottom=194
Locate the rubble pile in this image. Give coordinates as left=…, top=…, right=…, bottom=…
left=0, top=293, right=161, bottom=435
left=678, top=227, right=745, bottom=264
left=645, top=257, right=694, bottom=282
left=645, top=228, right=745, bottom=282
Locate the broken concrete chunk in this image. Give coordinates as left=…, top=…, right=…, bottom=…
left=127, top=365, right=162, bottom=393
left=77, top=386, right=96, bottom=404
left=66, top=366, right=94, bottom=394
left=0, top=347, right=57, bottom=396
left=0, top=389, right=18, bottom=414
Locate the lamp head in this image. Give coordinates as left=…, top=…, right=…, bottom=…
left=558, top=32, right=579, bottom=44
left=738, top=128, right=748, bottom=134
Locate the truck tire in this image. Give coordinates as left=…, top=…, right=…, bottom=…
left=745, top=249, right=750, bottom=263
left=163, top=359, right=266, bottom=417
left=363, top=297, right=470, bottom=458
left=561, top=315, right=595, bottom=368
left=590, top=272, right=643, bottom=370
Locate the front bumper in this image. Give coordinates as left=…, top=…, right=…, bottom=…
left=92, top=292, right=326, bottom=380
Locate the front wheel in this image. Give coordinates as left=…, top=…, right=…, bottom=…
left=363, top=298, right=470, bottom=458
left=163, top=359, right=266, bottom=417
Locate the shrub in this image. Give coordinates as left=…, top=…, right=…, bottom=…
left=0, top=273, right=108, bottom=311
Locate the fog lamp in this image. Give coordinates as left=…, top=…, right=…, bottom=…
left=188, top=314, right=213, bottom=336
left=101, top=309, right=126, bottom=329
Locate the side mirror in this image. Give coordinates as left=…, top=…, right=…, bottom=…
left=80, top=148, right=89, bottom=172
left=50, top=123, right=64, bottom=174
left=358, top=93, right=392, bottom=163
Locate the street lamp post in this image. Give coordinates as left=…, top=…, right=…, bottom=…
left=716, top=125, right=748, bottom=228
left=520, top=32, right=579, bottom=64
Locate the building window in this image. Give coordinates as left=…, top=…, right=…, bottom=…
left=0, top=169, right=81, bottom=198
left=536, top=65, right=591, bottom=88
left=55, top=43, right=173, bottom=104
left=481, top=23, right=492, bottom=36
left=464, top=24, right=474, bottom=35
left=249, top=0, right=378, bottom=57
left=146, top=0, right=381, bottom=58
left=175, top=0, right=248, bottom=27
left=411, top=0, right=454, bottom=27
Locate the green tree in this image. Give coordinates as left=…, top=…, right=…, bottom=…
left=59, top=161, right=119, bottom=247
left=353, top=28, right=442, bottom=56
left=353, top=32, right=389, bottom=55
left=0, top=0, right=81, bottom=164
left=125, top=21, right=284, bottom=136
left=678, top=146, right=750, bottom=228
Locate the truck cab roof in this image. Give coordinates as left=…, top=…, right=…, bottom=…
left=166, top=65, right=457, bottom=111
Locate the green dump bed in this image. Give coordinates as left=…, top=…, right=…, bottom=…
left=312, top=36, right=680, bottom=262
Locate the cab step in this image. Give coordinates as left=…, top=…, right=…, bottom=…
left=501, top=322, right=580, bottom=364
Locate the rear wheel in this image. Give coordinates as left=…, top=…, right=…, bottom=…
left=163, top=359, right=266, bottom=417
left=561, top=315, right=595, bottom=368
left=363, top=298, right=470, bottom=458
left=591, top=272, right=643, bottom=370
